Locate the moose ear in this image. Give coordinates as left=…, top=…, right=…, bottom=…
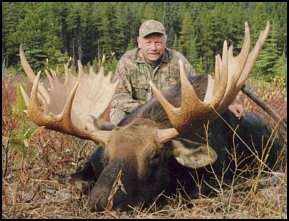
left=86, top=114, right=117, bottom=131
left=171, top=138, right=217, bottom=169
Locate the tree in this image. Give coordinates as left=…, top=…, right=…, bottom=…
left=250, top=2, right=268, bottom=47
left=253, top=22, right=282, bottom=81
left=172, top=34, right=180, bottom=52
left=127, top=39, right=136, bottom=51
left=196, top=3, right=214, bottom=73
left=273, top=51, right=287, bottom=85
left=268, top=2, right=287, bottom=56
left=195, top=57, right=206, bottom=76
left=2, top=2, right=24, bottom=67
left=1, top=2, right=286, bottom=81
left=13, top=2, right=62, bottom=72
left=97, top=3, right=125, bottom=59
left=162, top=2, right=182, bottom=48
left=142, top=3, right=156, bottom=22
left=179, top=11, right=198, bottom=66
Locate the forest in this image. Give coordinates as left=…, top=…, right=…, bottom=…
left=2, top=2, right=287, bottom=83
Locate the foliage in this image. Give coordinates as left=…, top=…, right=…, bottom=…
left=2, top=2, right=287, bottom=84
left=2, top=75, right=287, bottom=218
left=127, top=38, right=136, bottom=51
left=179, top=11, right=198, bottom=67
left=10, top=83, right=40, bottom=159
left=252, top=22, right=285, bottom=82
left=236, top=75, right=287, bottom=145
left=273, top=51, right=287, bottom=85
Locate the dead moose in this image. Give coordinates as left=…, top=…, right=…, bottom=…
left=20, top=21, right=281, bottom=211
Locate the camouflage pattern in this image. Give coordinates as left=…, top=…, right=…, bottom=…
left=110, top=47, right=195, bottom=124
left=139, top=20, right=166, bottom=38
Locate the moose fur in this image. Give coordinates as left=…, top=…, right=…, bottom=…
left=71, top=74, right=281, bottom=211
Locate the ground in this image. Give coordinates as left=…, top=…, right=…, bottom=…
left=2, top=75, right=287, bottom=219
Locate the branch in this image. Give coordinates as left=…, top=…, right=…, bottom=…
left=241, top=85, right=287, bottom=134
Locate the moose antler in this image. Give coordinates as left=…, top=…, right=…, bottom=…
left=20, top=44, right=119, bottom=144
left=150, top=21, right=270, bottom=133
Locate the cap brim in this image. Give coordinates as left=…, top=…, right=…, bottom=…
left=140, top=31, right=165, bottom=38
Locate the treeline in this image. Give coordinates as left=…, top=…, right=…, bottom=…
left=2, top=2, right=287, bottom=82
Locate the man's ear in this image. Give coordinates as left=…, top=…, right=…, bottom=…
left=171, top=138, right=217, bottom=169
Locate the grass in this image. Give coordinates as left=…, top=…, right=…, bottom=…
left=2, top=75, right=287, bottom=219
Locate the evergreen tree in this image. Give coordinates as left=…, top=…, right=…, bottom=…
left=98, top=3, right=115, bottom=54
left=195, top=57, right=206, bottom=76
left=114, top=3, right=126, bottom=58
left=1, top=2, right=286, bottom=81
left=77, top=2, right=99, bottom=65
left=14, top=2, right=62, bottom=72
left=98, top=3, right=125, bottom=59
left=250, top=2, right=268, bottom=47
left=127, top=39, right=136, bottom=51
left=65, top=2, right=84, bottom=67
left=273, top=51, right=287, bottom=85
left=172, top=34, right=180, bottom=52
left=179, top=11, right=198, bottom=66
left=2, top=2, right=24, bottom=66
left=196, top=3, right=214, bottom=73
left=162, top=2, right=181, bottom=48
left=268, top=2, right=287, bottom=56
left=115, top=2, right=134, bottom=51
left=253, top=22, right=282, bottom=81
left=142, top=3, right=156, bottom=22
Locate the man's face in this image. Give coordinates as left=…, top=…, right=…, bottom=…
left=137, top=33, right=167, bottom=63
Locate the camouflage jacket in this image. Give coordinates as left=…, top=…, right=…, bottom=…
left=110, top=47, right=195, bottom=124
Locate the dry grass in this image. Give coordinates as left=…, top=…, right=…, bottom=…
left=2, top=76, right=287, bottom=219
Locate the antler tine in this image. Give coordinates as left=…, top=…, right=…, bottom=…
left=27, top=72, right=111, bottom=144
left=29, top=72, right=70, bottom=126
left=19, top=45, right=117, bottom=145
left=151, top=39, right=229, bottom=133
left=207, top=40, right=228, bottom=106
left=20, top=85, right=30, bottom=107
left=151, top=21, right=269, bottom=134
left=237, top=21, right=270, bottom=88
left=149, top=81, right=178, bottom=120
left=19, top=44, right=50, bottom=102
left=216, top=21, right=270, bottom=113
left=89, top=66, right=95, bottom=75
left=25, top=72, right=79, bottom=134
left=19, top=44, right=36, bottom=82
left=78, top=60, right=84, bottom=76
left=45, top=69, right=54, bottom=90
left=212, top=54, right=221, bottom=96
left=213, top=22, right=250, bottom=112
left=228, top=22, right=250, bottom=91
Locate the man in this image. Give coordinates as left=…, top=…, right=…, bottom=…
left=110, top=20, right=244, bottom=125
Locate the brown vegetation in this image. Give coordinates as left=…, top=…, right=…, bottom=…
left=2, top=75, right=287, bottom=219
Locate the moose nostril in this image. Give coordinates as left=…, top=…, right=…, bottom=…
left=89, top=185, right=109, bottom=212
left=89, top=194, right=106, bottom=212
left=88, top=157, right=138, bottom=212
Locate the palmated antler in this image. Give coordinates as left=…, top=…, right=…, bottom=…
left=150, top=21, right=270, bottom=134
left=20, top=44, right=119, bottom=144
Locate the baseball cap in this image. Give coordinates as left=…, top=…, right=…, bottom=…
left=139, top=20, right=166, bottom=38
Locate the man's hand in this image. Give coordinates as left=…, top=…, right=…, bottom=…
left=228, top=104, right=245, bottom=120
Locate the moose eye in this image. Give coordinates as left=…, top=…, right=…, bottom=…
left=149, top=152, right=161, bottom=168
